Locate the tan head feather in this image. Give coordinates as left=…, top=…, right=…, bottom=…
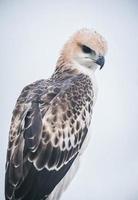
left=56, top=28, right=107, bottom=72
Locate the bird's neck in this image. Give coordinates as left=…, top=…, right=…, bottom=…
left=56, top=55, right=96, bottom=78
left=54, top=56, right=98, bottom=105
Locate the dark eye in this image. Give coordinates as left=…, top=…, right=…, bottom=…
left=82, top=45, right=92, bottom=54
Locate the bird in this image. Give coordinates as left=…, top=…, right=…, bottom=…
left=5, top=28, right=107, bottom=200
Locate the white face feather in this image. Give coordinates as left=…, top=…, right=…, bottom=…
left=72, top=50, right=100, bottom=74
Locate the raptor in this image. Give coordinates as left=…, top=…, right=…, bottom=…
left=5, top=28, right=107, bottom=200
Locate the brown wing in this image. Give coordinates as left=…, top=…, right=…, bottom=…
left=5, top=74, right=93, bottom=200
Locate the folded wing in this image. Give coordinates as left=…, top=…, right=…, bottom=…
left=5, top=75, right=93, bottom=200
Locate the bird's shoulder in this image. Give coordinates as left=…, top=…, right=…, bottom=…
left=16, top=73, right=93, bottom=105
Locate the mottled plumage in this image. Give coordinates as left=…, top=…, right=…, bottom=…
left=5, top=28, right=107, bottom=200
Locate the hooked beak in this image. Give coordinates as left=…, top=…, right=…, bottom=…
left=95, top=56, right=105, bottom=70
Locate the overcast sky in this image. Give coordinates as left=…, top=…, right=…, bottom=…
left=0, top=0, right=138, bottom=199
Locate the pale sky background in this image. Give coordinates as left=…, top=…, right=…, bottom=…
left=0, top=0, right=138, bottom=200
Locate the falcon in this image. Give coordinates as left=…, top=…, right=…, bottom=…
left=5, top=28, right=107, bottom=200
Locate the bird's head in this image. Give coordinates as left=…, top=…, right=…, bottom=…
left=56, top=28, right=107, bottom=75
